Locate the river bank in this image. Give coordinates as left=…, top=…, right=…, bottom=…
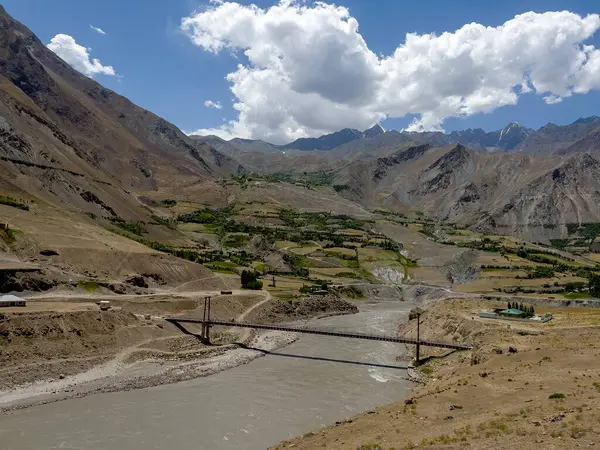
left=0, top=328, right=299, bottom=412
left=274, top=298, right=600, bottom=449
left=0, top=297, right=413, bottom=450
left=0, top=293, right=358, bottom=412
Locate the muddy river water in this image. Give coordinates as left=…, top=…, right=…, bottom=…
left=0, top=299, right=414, bottom=449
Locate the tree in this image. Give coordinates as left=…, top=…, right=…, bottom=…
left=332, top=235, right=344, bottom=246
left=590, top=274, right=600, bottom=298
left=422, top=223, right=436, bottom=238
left=241, top=270, right=249, bottom=289
left=241, top=269, right=262, bottom=290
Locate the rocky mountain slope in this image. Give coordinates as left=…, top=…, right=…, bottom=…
left=2, top=5, right=600, bottom=251
left=0, top=7, right=242, bottom=289
left=515, top=117, right=600, bottom=155
left=335, top=143, right=600, bottom=240
left=281, top=124, right=385, bottom=151
left=0, top=5, right=240, bottom=218
left=190, top=119, right=600, bottom=242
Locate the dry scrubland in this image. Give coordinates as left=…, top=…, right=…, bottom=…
left=274, top=299, right=600, bottom=450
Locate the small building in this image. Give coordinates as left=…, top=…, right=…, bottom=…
left=591, top=236, right=600, bottom=253
left=98, top=300, right=110, bottom=311
left=0, top=294, right=27, bottom=307
left=499, top=308, right=525, bottom=316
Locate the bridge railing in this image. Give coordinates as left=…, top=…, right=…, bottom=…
left=165, top=318, right=473, bottom=351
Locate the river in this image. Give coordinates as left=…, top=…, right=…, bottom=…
left=0, top=299, right=414, bottom=449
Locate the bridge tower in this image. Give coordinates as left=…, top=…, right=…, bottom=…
left=201, top=296, right=212, bottom=344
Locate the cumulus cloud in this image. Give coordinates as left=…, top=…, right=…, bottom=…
left=89, top=25, right=106, bottom=35
left=47, top=34, right=116, bottom=77
left=544, top=95, right=564, bottom=104
left=204, top=99, right=223, bottom=109
left=181, top=1, right=600, bottom=143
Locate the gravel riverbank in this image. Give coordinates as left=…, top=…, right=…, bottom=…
left=0, top=329, right=298, bottom=412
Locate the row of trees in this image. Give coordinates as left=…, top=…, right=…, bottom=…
left=507, top=302, right=535, bottom=317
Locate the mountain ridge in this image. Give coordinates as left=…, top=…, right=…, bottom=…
left=192, top=117, right=600, bottom=156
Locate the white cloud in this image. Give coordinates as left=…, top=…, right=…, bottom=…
left=89, top=25, right=106, bottom=35
left=204, top=99, right=223, bottom=109
left=544, top=94, right=564, bottom=104
left=181, top=2, right=600, bottom=143
left=47, top=34, right=116, bottom=77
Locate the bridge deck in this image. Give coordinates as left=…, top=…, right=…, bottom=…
left=165, top=318, right=473, bottom=350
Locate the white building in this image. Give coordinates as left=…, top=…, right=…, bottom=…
left=0, top=294, right=27, bottom=307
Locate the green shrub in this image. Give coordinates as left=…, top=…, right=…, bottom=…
left=526, top=266, right=555, bottom=279
left=78, top=281, right=99, bottom=292
left=0, top=228, right=16, bottom=244
left=420, top=365, right=433, bottom=374
left=340, top=285, right=365, bottom=299
left=549, top=393, right=566, bottom=399
left=333, top=184, right=349, bottom=192
left=178, top=206, right=233, bottom=224
left=247, top=279, right=263, bottom=290
left=222, top=233, right=250, bottom=248
left=110, top=219, right=147, bottom=236
left=0, top=195, right=29, bottom=210
left=241, top=270, right=262, bottom=290
left=550, top=239, right=570, bottom=250
left=150, top=215, right=176, bottom=230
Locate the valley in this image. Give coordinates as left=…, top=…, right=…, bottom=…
left=2, top=4, right=600, bottom=449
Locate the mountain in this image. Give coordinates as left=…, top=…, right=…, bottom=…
left=190, top=116, right=600, bottom=183
left=282, top=128, right=363, bottom=151
left=189, top=134, right=335, bottom=173
left=191, top=116, right=600, bottom=166
left=363, top=124, right=386, bottom=138
left=281, top=122, right=534, bottom=153
left=284, top=118, right=599, bottom=155
left=447, top=128, right=499, bottom=150
left=497, top=122, right=534, bottom=150
left=0, top=5, right=240, bottom=218
left=0, top=7, right=244, bottom=290
left=333, top=142, right=600, bottom=241
left=475, top=153, right=600, bottom=235
left=514, top=117, right=600, bottom=154
left=282, top=124, right=385, bottom=151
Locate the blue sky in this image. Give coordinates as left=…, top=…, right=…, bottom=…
left=4, top=0, right=600, bottom=143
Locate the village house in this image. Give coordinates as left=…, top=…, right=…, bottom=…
left=0, top=294, right=27, bottom=307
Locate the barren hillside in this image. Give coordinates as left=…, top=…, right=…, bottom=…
left=0, top=5, right=241, bottom=219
